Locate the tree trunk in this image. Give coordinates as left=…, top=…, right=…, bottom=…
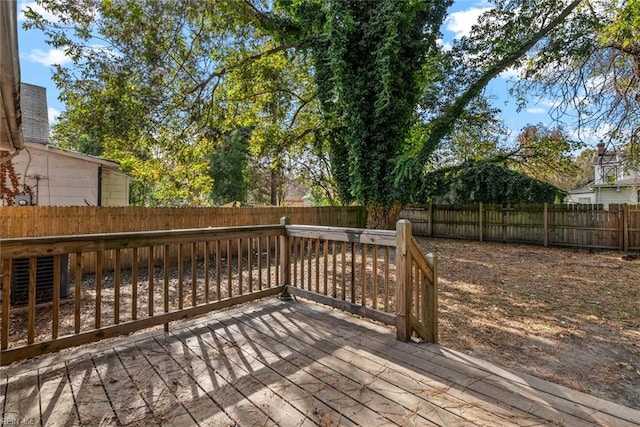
left=270, top=168, right=277, bottom=205
left=366, top=203, right=404, bottom=230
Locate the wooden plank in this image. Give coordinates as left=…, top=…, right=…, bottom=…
left=38, top=364, right=81, bottom=426
left=323, top=239, right=328, bottom=295
left=0, top=287, right=284, bottom=365
left=66, top=359, right=116, bottom=425
left=114, top=250, right=121, bottom=325
left=0, top=206, right=367, bottom=238
left=89, top=350, right=155, bottom=426
left=131, top=248, right=138, bottom=321
left=426, top=253, right=438, bottom=344
left=220, top=309, right=443, bottom=426
left=95, top=251, right=102, bottom=329
left=292, top=301, right=639, bottom=426
left=266, top=235, right=272, bottom=288
left=52, top=254, right=61, bottom=339
left=192, top=242, right=197, bottom=305
left=395, top=220, right=411, bottom=341
left=286, top=286, right=395, bottom=326
left=148, top=246, right=154, bottom=316
left=285, top=225, right=396, bottom=247
left=2, top=259, right=11, bottom=351
left=204, top=241, right=210, bottom=302
left=215, top=240, right=221, bottom=299
left=384, top=246, right=390, bottom=312
left=248, top=238, right=253, bottom=291
left=3, top=371, right=41, bottom=425
left=113, top=343, right=193, bottom=425
left=233, top=306, right=515, bottom=426
left=74, top=252, right=82, bottom=333
left=159, top=330, right=313, bottom=426
left=28, top=257, right=36, bottom=344
left=279, top=217, right=291, bottom=287
left=163, top=245, right=170, bottom=332
left=200, top=322, right=393, bottom=425
left=226, top=240, right=232, bottom=298
left=237, top=238, right=243, bottom=295
left=315, top=238, right=320, bottom=293
left=178, top=244, right=184, bottom=310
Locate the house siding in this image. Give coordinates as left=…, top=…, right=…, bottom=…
left=12, top=147, right=99, bottom=206
left=101, top=169, right=130, bottom=206
left=9, top=144, right=130, bottom=206
left=595, top=187, right=639, bottom=205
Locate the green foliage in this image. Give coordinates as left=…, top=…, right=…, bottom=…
left=514, top=0, right=640, bottom=152
left=208, top=129, right=250, bottom=205
left=290, top=0, right=452, bottom=207
left=422, top=161, right=564, bottom=205
left=25, top=0, right=583, bottom=215
left=507, top=124, right=584, bottom=190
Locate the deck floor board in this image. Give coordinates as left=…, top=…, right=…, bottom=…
left=1, top=297, right=639, bottom=426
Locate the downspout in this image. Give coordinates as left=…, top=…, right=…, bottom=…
left=97, top=165, right=102, bottom=206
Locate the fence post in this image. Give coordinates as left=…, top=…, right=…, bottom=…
left=426, top=254, right=438, bottom=344
left=543, top=203, right=549, bottom=247
left=396, top=220, right=412, bottom=342
left=623, top=204, right=629, bottom=252
left=427, top=203, right=433, bottom=237
left=478, top=203, right=483, bottom=242
left=279, top=217, right=292, bottom=300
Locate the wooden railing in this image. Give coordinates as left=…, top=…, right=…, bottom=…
left=281, top=219, right=438, bottom=343
left=1, top=225, right=285, bottom=365
left=395, top=220, right=438, bottom=343
left=0, top=219, right=437, bottom=365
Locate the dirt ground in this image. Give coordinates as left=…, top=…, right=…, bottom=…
left=416, top=237, right=640, bottom=410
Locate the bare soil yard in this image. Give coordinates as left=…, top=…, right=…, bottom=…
left=416, top=237, right=640, bottom=410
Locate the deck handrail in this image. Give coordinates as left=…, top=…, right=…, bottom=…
left=1, top=224, right=287, bottom=365
left=396, top=220, right=438, bottom=343
left=0, top=219, right=438, bottom=365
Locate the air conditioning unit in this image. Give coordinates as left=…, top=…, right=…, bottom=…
left=10, top=255, right=69, bottom=306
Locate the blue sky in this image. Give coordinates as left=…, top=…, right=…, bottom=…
left=15, top=0, right=572, bottom=145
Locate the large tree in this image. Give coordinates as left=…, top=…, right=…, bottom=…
left=514, top=0, right=640, bottom=159
left=26, top=0, right=582, bottom=224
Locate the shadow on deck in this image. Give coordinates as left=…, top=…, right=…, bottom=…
left=2, top=298, right=639, bottom=426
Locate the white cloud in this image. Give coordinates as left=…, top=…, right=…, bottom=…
left=499, top=67, right=521, bottom=80
left=48, top=107, right=60, bottom=123
left=445, top=7, right=492, bottom=39
left=18, top=1, right=59, bottom=23
left=436, top=38, right=453, bottom=52
left=525, top=107, right=547, bottom=114
left=24, top=48, right=71, bottom=67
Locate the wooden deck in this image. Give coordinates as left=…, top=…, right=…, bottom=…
left=2, top=298, right=639, bottom=427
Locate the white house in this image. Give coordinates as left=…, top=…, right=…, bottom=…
left=2, top=83, right=131, bottom=206
left=567, top=142, right=640, bottom=206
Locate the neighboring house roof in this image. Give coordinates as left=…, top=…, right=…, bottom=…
left=595, top=177, right=640, bottom=187
left=568, top=187, right=595, bottom=195
left=0, top=0, right=24, bottom=153
left=23, top=141, right=123, bottom=169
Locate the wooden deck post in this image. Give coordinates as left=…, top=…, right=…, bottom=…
left=426, top=254, right=438, bottom=344
left=279, top=217, right=292, bottom=300
left=396, top=220, right=412, bottom=342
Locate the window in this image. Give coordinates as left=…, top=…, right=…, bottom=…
left=602, top=165, right=617, bottom=184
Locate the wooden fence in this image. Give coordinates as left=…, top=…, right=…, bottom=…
left=0, top=218, right=437, bottom=364
left=0, top=206, right=367, bottom=238
left=401, top=203, right=640, bottom=251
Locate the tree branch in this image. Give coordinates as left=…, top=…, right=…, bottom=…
left=418, top=0, right=583, bottom=165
